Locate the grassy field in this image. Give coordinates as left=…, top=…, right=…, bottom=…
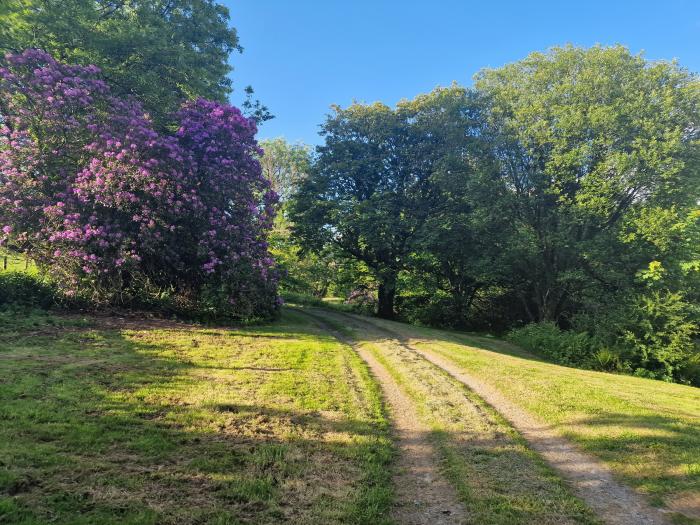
left=0, top=250, right=33, bottom=273
left=318, top=315, right=599, bottom=524
left=2, top=304, right=699, bottom=524
left=364, top=317, right=700, bottom=522
left=0, top=309, right=393, bottom=524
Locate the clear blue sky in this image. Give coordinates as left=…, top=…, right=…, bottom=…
left=224, top=0, right=700, bottom=145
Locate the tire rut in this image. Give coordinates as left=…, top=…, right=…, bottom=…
left=323, top=309, right=673, bottom=525
left=299, top=308, right=468, bottom=525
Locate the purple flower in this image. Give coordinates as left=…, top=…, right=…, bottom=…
left=0, top=50, right=280, bottom=318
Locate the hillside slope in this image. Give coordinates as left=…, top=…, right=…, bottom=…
left=310, top=308, right=700, bottom=524
left=1, top=307, right=698, bottom=524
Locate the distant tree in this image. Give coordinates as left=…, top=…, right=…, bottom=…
left=290, top=86, right=480, bottom=318
left=0, top=0, right=243, bottom=125
left=259, top=138, right=312, bottom=201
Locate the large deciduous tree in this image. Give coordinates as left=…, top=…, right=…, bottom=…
left=475, top=45, right=700, bottom=325
left=290, top=86, right=481, bottom=318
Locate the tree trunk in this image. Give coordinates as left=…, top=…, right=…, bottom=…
left=535, top=286, right=566, bottom=324
left=377, top=273, right=397, bottom=319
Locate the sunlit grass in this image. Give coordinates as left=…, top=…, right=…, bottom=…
left=0, top=249, right=35, bottom=273
left=0, top=309, right=393, bottom=524
left=317, top=309, right=598, bottom=525
left=367, top=316, right=700, bottom=520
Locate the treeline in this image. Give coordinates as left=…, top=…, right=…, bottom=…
left=278, top=46, right=700, bottom=384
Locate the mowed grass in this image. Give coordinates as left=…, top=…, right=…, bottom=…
left=314, top=309, right=598, bottom=525
left=365, top=317, right=700, bottom=522
left=0, top=309, right=393, bottom=524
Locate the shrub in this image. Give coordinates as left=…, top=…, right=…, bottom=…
left=507, top=322, right=598, bottom=367
left=676, top=352, right=700, bottom=387
left=593, top=347, right=622, bottom=372
left=619, top=291, right=699, bottom=382
left=0, top=50, right=279, bottom=320
left=0, top=272, right=56, bottom=309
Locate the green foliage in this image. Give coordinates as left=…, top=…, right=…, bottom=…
left=510, top=299, right=700, bottom=384
left=508, top=322, right=598, bottom=368
left=270, top=214, right=338, bottom=297
left=0, top=271, right=56, bottom=309
left=475, top=45, right=700, bottom=324
left=259, top=138, right=312, bottom=201
left=620, top=291, right=699, bottom=381
left=677, top=353, right=700, bottom=387
left=290, top=85, right=481, bottom=318
left=289, top=45, right=700, bottom=385
left=0, top=0, right=241, bottom=125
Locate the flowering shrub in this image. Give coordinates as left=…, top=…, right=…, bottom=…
left=0, top=50, right=279, bottom=319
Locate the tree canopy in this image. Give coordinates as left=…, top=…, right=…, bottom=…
left=289, top=46, right=700, bottom=383
left=475, top=45, right=700, bottom=324
left=290, top=85, right=481, bottom=318
left=0, top=0, right=241, bottom=125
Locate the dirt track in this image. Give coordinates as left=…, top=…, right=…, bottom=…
left=302, top=310, right=467, bottom=524
left=304, top=307, right=673, bottom=525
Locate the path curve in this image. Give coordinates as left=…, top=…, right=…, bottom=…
left=317, top=309, right=673, bottom=525
left=300, top=309, right=467, bottom=525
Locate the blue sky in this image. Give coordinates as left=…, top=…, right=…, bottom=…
left=224, top=0, right=700, bottom=145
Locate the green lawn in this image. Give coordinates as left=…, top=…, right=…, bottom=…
left=314, top=308, right=598, bottom=525
left=0, top=250, right=33, bottom=273
left=2, top=305, right=698, bottom=524
left=0, top=309, right=393, bottom=524
left=365, top=316, right=700, bottom=522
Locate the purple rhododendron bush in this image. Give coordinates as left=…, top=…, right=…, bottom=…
left=0, top=50, right=280, bottom=320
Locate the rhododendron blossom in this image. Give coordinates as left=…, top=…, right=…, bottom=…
left=0, top=50, right=279, bottom=319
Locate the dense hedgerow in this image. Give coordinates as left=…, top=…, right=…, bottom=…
left=0, top=272, right=56, bottom=309
left=0, top=50, right=279, bottom=320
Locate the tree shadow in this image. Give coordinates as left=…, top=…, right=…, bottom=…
left=299, top=306, right=700, bottom=521
left=0, top=320, right=392, bottom=524
left=3, top=313, right=696, bottom=524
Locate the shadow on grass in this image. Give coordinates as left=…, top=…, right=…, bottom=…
left=0, top=321, right=393, bottom=525
left=566, top=412, right=700, bottom=499
left=301, top=307, right=700, bottom=522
